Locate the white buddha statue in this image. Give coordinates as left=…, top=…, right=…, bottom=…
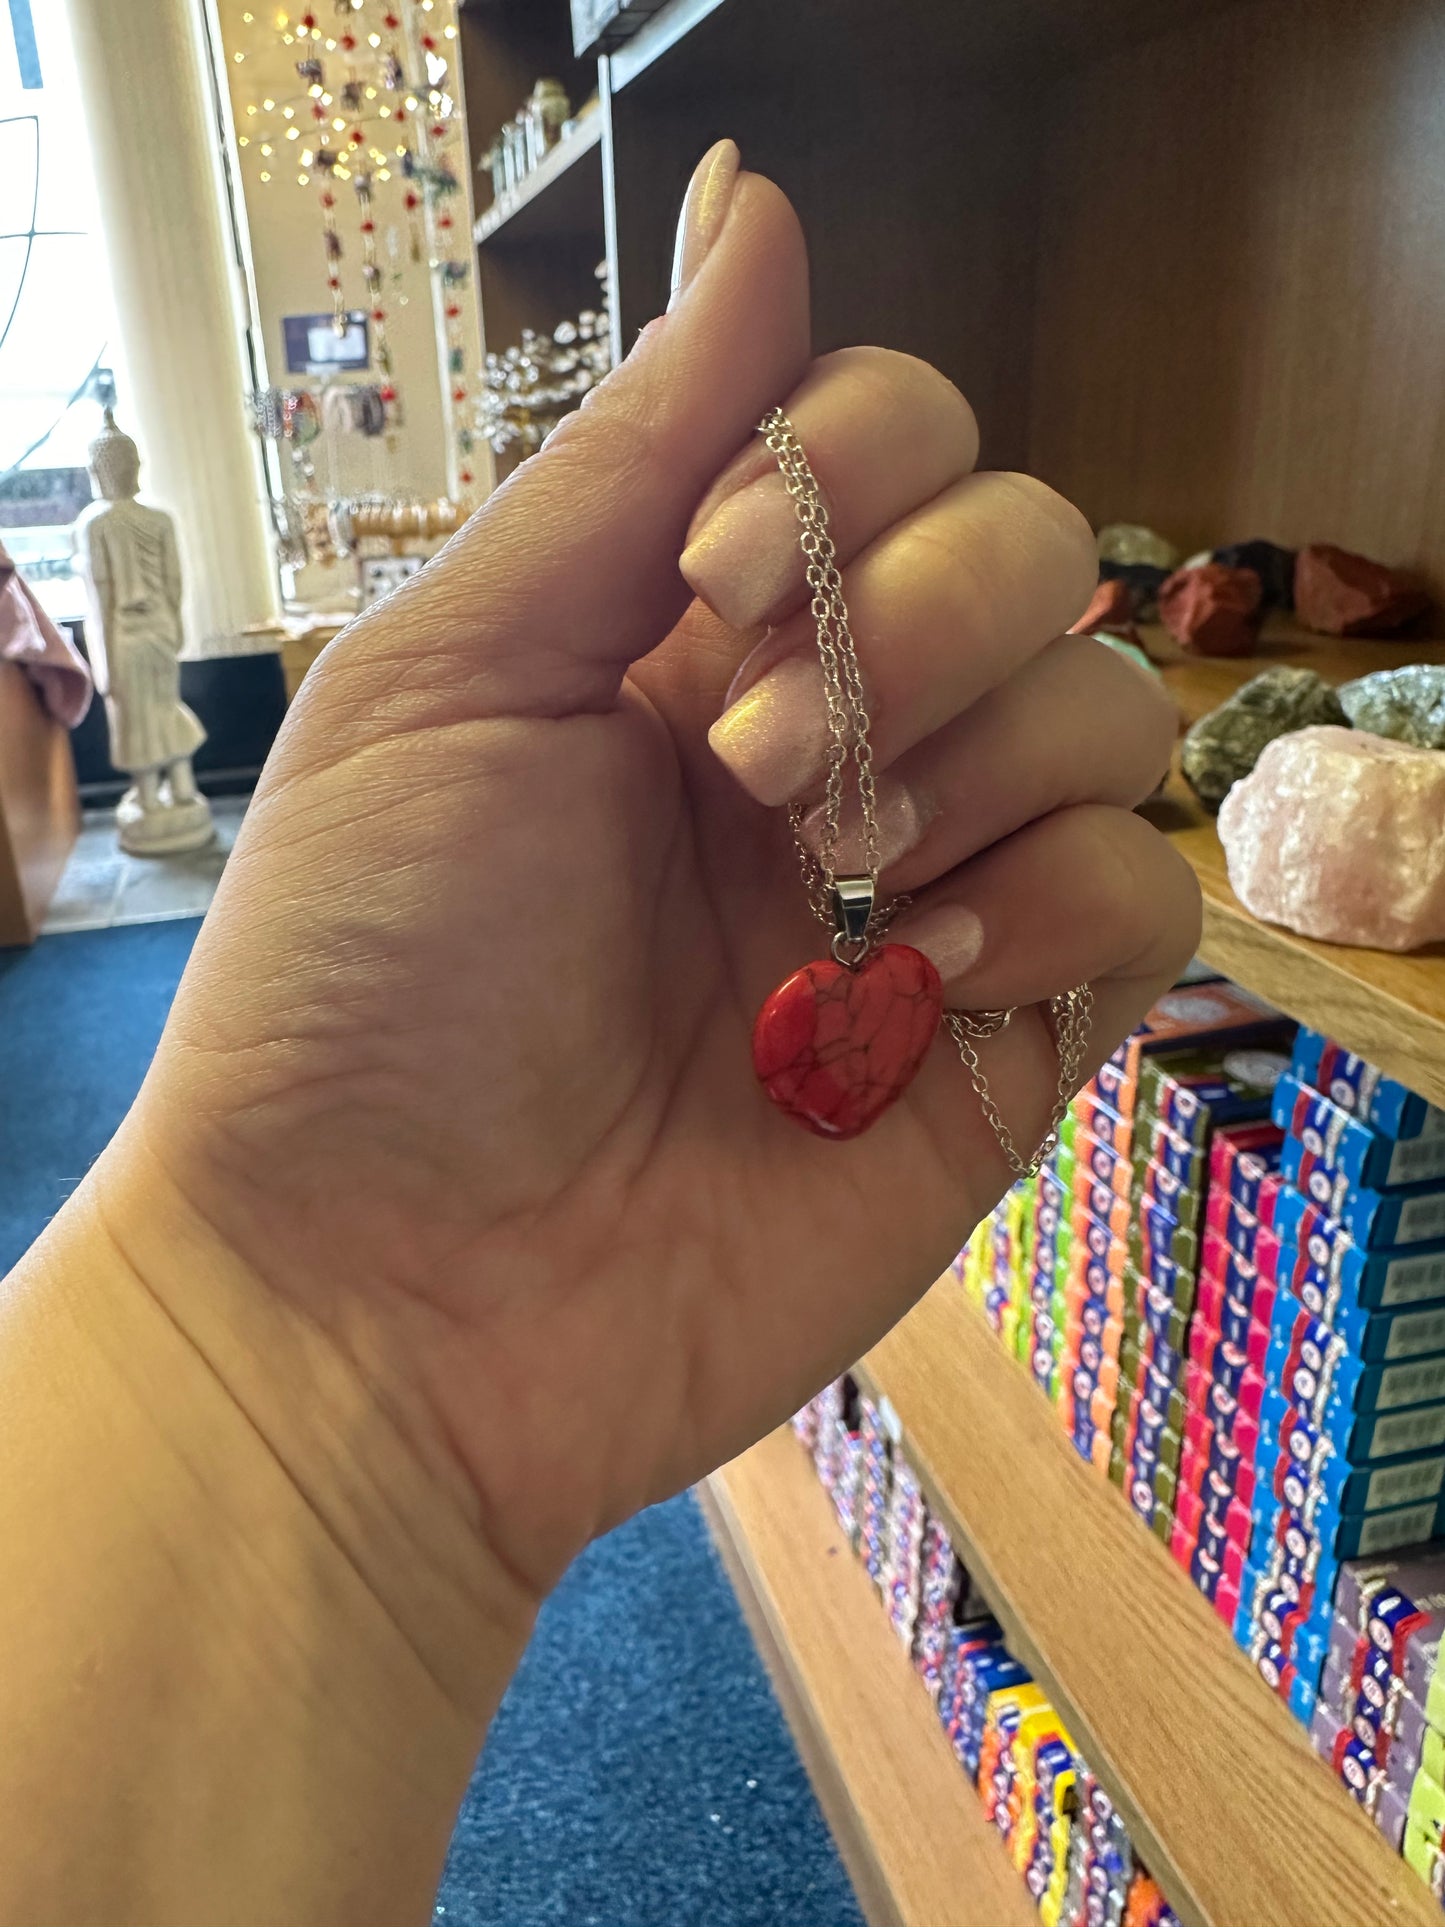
left=73, top=410, right=213, bottom=855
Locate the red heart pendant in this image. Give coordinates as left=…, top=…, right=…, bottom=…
left=751, top=943, right=944, bottom=1140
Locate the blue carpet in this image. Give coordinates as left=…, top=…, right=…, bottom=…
left=0, top=921, right=863, bottom=1927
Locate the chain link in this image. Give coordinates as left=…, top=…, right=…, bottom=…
left=758, top=406, right=1092, bottom=1172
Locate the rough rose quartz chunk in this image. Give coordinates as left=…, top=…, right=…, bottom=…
left=1218, top=726, right=1445, bottom=952
left=752, top=943, right=943, bottom=1138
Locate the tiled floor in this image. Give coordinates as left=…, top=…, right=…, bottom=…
left=43, top=795, right=250, bottom=935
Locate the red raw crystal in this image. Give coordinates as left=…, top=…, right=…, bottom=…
left=1294, top=544, right=1430, bottom=637
left=1069, top=576, right=1135, bottom=636
left=751, top=944, right=943, bottom=1139
left=1158, top=563, right=1262, bottom=658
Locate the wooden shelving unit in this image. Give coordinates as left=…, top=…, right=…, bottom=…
left=458, top=1, right=1445, bottom=1921
left=703, top=1427, right=1037, bottom=1927
left=855, top=1285, right=1440, bottom=1927
left=470, top=109, right=603, bottom=247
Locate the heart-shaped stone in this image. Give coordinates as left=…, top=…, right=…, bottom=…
left=752, top=943, right=944, bottom=1140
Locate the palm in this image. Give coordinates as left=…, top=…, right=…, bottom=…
left=150, top=594, right=999, bottom=1589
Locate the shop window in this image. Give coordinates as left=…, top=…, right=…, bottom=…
left=0, top=2, right=120, bottom=619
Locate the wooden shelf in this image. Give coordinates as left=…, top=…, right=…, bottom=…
left=702, top=1426, right=1038, bottom=1927
left=472, top=110, right=604, bottom=247
left=1146, top=630, right=1445, bottom=1110
left=855, top=1280, right=1439, bottom=1927
left=609, top=0, right=1246, bottom=92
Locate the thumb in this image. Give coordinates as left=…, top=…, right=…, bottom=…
left=318, top=144, right=811, bottom=727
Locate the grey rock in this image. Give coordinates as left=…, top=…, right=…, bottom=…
left=1181, top=666, right=1348, bottom=811
left=1339, top=663, right=1445, bottom=750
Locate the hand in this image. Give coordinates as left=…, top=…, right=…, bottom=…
left=112, top=147, right=1198, bottom=1606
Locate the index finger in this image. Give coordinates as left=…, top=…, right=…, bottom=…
left=680, top=345, right=980, bottom=631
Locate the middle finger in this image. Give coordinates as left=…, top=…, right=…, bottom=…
left=707, top=468, right=1097, bottom=806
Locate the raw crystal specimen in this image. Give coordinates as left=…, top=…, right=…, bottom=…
left=1159, top=563, right=1262, bottom=657
left=1098, top=561, right=1169, bottom=621
left=1213, top=539, right=1298, bottom=611
left=1294, top=545, right=1430, bottom=637
left=1070, top=576, right=1136, bottom=635
left=1097, top=524, right=1179, bottom=570
left=1218, top=727, right=1445, bottom=951
left=1181, top=667, right=1347, bottom=809
left=1339, top=664, right=1445, bottom=750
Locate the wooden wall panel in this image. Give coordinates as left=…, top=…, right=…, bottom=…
left=1028, top=0, right=1445, bottom=594
left=0, top=661, right=80, bottom=948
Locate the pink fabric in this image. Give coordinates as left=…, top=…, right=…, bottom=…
left=0, top=540, right=93, bottom=727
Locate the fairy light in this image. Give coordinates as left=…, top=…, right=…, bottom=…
left=394, top=142, right=405, bottom=155
left=242, top=8, right=253, bottom=18
left=378, top=103, right=390, bottom=116
left=232, top=49, right=244, bottom=62
left=367, top=30, right=381, bottom=46
left=245, top=103, right=257, bottom=115
left=260, top=141, right=273, bottom=155
left=300, top=147, right=314, bottom=164
left=262, top=96, right=275, bottom=110
left=297, top=170, right=309, bottom=185
left=282, top=105, right=295, bottom=118
left=308, top=82, right=322, bottom=96
left=377, top=166, right=390, bottom=180
left=287, top=126, right=300, bottom=140
left=364, top=84, right=376, bottom=98
left=443, top=22, right=456, bottom=35
left=259, top=169, right=271, bottom=181
left=332, top=116, right=347, bottom=131
left=238, top=134, right=250, bottom=146
left=404, top=94, right=418, bottom=109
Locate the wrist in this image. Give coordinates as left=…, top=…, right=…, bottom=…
left=0, top=1127, right=536, bottom=1924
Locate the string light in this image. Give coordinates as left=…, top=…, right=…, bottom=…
left=259, top=170, right=271, bottom=181
left=300, top=147, right=314, bottom=164
left=297, top=171, right=309, bottom=185
left=332, top=116, right=347, bottom=131
left=287, top=126, right=300, bottom=139
left=262, top=96, right=276, bottom=110
left=245, top=103, right=257, bottom=115
left=364, top=85, right=376, bottom=98
left=282, top=105, right=295, bottom=118
left=260, top=142, right=273, bottom=155
left=367, top=30, right=380, bottom=45
left=443, top=22, right=456, bottom=35
left=232, top=49, right=245, bottom=62
left=378, top=103, right=390, bottom=116
left=308, top=82, right=322, bottom=96
left=377, top=166, right=390, bottom=181
left=242, top=9, right=253, bottom=19
left=404, top=95, right=418, bottom=109
left=238, top=134, right=249, bottom=146
left=394, top=142, right=406, bottom=155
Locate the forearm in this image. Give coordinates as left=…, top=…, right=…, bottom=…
left=0, top=1126, right=534, bottom=1927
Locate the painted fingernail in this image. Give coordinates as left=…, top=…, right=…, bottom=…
left=680, top=474, right=800, bottom=629
left=799, top=780, right=929, bottom=871
left=707, top=654, right=831, bottom=806
left=669, top=139, right=740, bottom=310
left=896, top=905, right=985, bottom=984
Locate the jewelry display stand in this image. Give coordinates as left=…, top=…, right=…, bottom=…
left=453, top=5, right=1445, bottom=1922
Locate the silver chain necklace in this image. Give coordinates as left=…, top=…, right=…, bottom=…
left=757, top=406, right=1092, bottom=1176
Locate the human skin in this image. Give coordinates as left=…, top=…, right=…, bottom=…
left=0, top=147, right=1197, bottom=1925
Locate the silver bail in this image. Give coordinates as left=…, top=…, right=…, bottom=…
left=830, top=875, right=875, bottom=945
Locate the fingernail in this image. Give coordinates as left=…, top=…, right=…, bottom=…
left=707, top=654, right=830, bottom=806
left=799, top=781, right=929, bottom=872
left=669, top=139, right=740, bottom=310
left=680, top=474, right=800, bottom=629
left=896, top=905, right=985, bottom=984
